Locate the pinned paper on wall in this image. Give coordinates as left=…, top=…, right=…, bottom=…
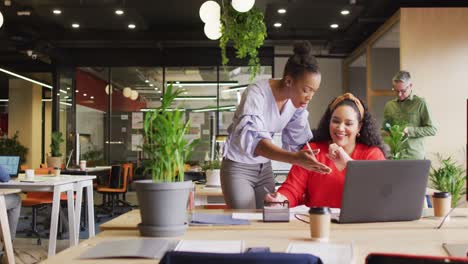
left=132, top=112, right=143, bottom=129
left=190, top=113, right=205, bottom=127
left=131, top=134, right=143, bottom=151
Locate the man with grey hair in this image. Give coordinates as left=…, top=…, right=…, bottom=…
left=382, top=70, right=437, bottom=159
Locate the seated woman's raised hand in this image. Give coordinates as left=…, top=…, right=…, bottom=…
left=264, top=192, right=288, bottom=204
left=328, top=143, right=352, bottom=171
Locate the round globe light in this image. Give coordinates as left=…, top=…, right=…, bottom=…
left=199, top=1, right=220, bottom=24
left=204, top=20, right=221, bottom=40
left=130, top=90, right=139, bottom=100
left=231, top=0, right=255, bottom=13
left=105, top=84, right=113, bottom=95
left=123, top=87, right=132, bottom=98
left=0, top=11, right=3, bottom=28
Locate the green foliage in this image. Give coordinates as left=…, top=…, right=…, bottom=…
left=142, top=83, right=199, bottom=182
left=50, top=131, right=64, bottom=157
left=220, top=4, right=267, bottom=81
left=383, top=122, right=408, bottom=160
left=81, top=145, right=105, bottom=167
left=202, top=160, right=221, bottom=171
left=430, top=154, right=466, bottom=207
left=0, top=131, right=28, bottom=165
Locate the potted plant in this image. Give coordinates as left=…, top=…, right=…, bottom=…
left=220, top=4, right=267, bottom=81
left=429, top=154, right=466, bottom=207
left=135, top=83, right=198, bottom=237
left=383, top=122, right=408, bottom=160
left=202, top=160, right=221, bottom=187
left=47, top=131, right=64, bottom=169
left=0, top=131, right=28, bottom=165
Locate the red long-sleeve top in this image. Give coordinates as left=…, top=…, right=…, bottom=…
left=278, top=141, right=386, bottom=208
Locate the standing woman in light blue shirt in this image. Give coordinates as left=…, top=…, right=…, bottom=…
left=222, top=41, right=331, bottom=209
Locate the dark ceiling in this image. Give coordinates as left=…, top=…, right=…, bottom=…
left=0, top=0, right=467, bottom=70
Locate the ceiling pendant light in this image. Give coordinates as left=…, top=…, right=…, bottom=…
left=199, top=1, right=221, bottom=24
left=231, top=0, right=255, bottom=13
left=204, top=20, right=221, bottom=40
left=0, top=11, right=4, bottom=28
left=105, top=84, right=113, bottom=95
left=130, top=90, right=139, bottom=100
left=123, top=87, right=132, bottom=98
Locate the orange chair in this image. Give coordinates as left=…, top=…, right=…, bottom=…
left=20, top=165, right=29, bottom=171
left=21, top=192, right=53, bottom=245
left=97, top=165, right=130, bottom=216
left=121, top=163, right=134, bottom=205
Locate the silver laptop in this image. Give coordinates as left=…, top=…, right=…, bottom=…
left=332, top=160, right=431, bottom=223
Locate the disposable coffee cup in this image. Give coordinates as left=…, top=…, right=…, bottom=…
left=309, top=207, right=331, bottom=242
left=433, top=192, right=451, bottom=218
left=25, top=169, right=35, bottom=180
left=53, top=168, right=61, bottom=177
left=80, top=160, right=87, bottom=171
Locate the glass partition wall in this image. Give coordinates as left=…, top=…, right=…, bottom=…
left=69, top=66, right=272, bottom=166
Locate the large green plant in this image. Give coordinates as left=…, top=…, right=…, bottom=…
left=50, top=131, right=64, bottom=157
left=430, top=154, right=466, bottom=207
left=383, top=122, right=408, bottom=160
left=142, top=84, right=198, bottom=182
left=0, top=131, right=28, bottom=165
left=220, top=4, right=267, bottom=81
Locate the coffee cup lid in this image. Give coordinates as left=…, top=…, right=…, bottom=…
left=309, top=207, right=331, bottom=215
left=433, top=192, right=451, bottom=198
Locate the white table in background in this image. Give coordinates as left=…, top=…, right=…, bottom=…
left=0, top=189, right=20, bottom=264
left=0, top=175, right=96, bottom=256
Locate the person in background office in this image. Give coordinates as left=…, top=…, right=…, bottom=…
left=0, top=165, right=21, bottom=240
left=221, top=41, right=332, bottom=209
left=265, top=93, right=385, bottom=208
left=383, top=70, right=437, bottom=159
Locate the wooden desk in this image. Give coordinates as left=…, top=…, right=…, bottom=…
left=100, top=207, right=464, bottom=231
left=0, top=189, right=20, bottom=264
left=0, top=175, right=96, bottom=256
left=42, top=209, right=468, bottom=264
left=194, top=185, right=224, bottom=206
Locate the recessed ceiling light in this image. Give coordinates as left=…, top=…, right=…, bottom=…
left=128, top=24, right=136, bottom=29
left=330, top=24, right=339, bottom=29
left=149, top=83, right=154, bottom=87
left=277, top=8, right=286, bottom=14
left=83, top=93, right=87, bottom=96
left=115, top=9, right=124, bottom=15
left=72, top=23, right=80, bottom=28
left=341, top=10, right=350, bottom=15
left=75, top=90, right=79, bottom=93
left=66, top=87, right=70, bottom=90
left=90, top=96, right=94, bottom=99
left=145, top=79, right=149, bottom=83
left=57, top=93, right=60, bottom=96
left=53, top=9, right=61, bottom=15
left=154, top=88, right=158, bottom=90
left=274, top=22, right=282, bottom=28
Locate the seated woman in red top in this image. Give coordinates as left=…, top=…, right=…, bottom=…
left=266, top=93, right=386, bottom=208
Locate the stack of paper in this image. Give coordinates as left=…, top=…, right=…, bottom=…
left=175, top=240, right=245, bottom=253
left=79, top=238, right=178, bottom=259
left=287, top=242, right=354, bottom=264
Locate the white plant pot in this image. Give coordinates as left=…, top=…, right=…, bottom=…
left=205, top=169, right=221, bottom=187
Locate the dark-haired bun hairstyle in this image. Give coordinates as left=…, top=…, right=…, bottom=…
left=284, top=41, right=319, bottom=79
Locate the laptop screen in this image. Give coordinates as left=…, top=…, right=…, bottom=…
left=0, top=156, right=20, bottom=177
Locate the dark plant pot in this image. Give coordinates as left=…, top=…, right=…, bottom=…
left=135, top=180, right=192, bottom=237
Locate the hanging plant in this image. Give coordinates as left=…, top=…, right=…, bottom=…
left=220, top=3, right=267, bottom=81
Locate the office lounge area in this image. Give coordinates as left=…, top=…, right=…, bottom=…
left=0, top=0, right=468, bottom=263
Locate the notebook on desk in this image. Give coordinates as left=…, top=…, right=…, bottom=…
left=332, top=160, right=430, bottom=223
